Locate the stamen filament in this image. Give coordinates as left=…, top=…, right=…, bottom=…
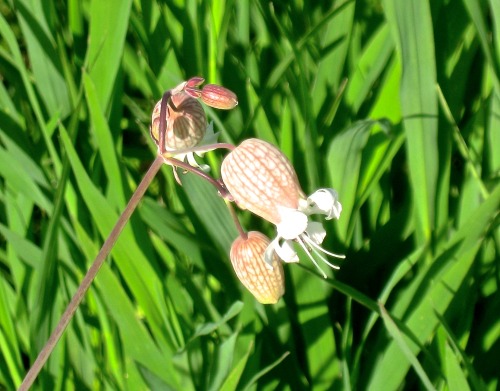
left=303, top=235, right=345, bottom=260
left=296, top=237, right=328, bottom=278
left=303, top=236, right=341, bottom=270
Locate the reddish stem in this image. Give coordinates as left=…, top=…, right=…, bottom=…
left=158, top=90, right=172, bottom=154
left=19, top=156, right=164, bottom=391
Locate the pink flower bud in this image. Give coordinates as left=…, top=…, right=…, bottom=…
left=184, top=77, right=204, bottom=99
left=201, top=84, right=238, bottom=110
left=230, top=231, right=285, bottom=304
left=150, top=92, right=207, bottom=150
left=186, top=76, right=205, bottom=88
left=221, top=138, right=305, bottom=224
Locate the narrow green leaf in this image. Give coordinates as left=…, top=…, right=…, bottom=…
left=367, top=184, right=500, bottom=390
left=95, top=264, right=180, bottom=388
left=242, top=351, right=290, bottom=391
left=383, top=0, right=439, bottom=244
left=326, top=120, right=375, bottom=243
left=219, top=341, right=253, bottom=391
left=208, top=332, right=238, bottom=391
left=83, top=72, right=126, bottom=208
left=86, top=0, right=133, bottom=106
left=15, top=0, right=72, bottom=117
left=379, top=303, right=436, bottom=391
left=289, top=267, right=340, bottom=388
left=188, top=301, right=243, bottom=342
left=181, top=172, right=238, bottom=255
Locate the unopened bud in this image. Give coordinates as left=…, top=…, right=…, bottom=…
left=186, top=76, right=205, bottom=88
left=185, top=76, right=204, bottom=98
left=201, top=84, right=238, bottom=110
left=230, top=231, right=285, bottom=304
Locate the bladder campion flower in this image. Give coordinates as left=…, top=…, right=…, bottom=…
left=149, top=78, right=238, bottom=182
left=150, top=91, right=207, bottom=151
left=230, top=231, right=285, bottom=304
left=221, top=138, right=345, bottom=278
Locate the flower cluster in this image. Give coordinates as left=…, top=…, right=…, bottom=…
left=151, top=77, right=343, bottom=304
left=221, top=139, right=345, bottom=281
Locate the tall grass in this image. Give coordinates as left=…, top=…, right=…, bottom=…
left=1, top=0, right=499, bottom=389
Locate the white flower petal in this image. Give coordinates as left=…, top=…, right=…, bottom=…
left=274, top=239, right=299, bottom=263
left=276, top=207, right=308, bottom=240
left=265, top=237, right=299, bottom=265
left=306, top=188, right=342, bottom=220
left=263, top=243, right=276, bottom=269
left=305, top=221, right=327, bottom=245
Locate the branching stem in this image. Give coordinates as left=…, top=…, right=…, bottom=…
left=20, top=83, right=239, bottom=390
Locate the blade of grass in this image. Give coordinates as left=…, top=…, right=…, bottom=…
left=0, top=12, right=61, bottom=172
left=379, top=303, right=436, bottom=391
left=86, top=0, right=133, bottom=107
left=383, top=0, right=439, bottom=245
left=83, top=73, right=127, bottom=208
left=366, top=184, right=500, bottom=390
left=15, top=0, right=72, bottom=118
left=241, top=351, right=290, bottom=391
left=219, top=340, right=253, bottom=391
left=463, top=0, right=500, bottom=90
left=289, top=266, right=341, bottom=388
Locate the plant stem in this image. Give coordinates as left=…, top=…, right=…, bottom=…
left=162, top=155, right=232, bottom=198
left=224, top=199, right=247, bottom=239
left=19, top=155, right=164, bottom=391
left=158, top=90, right=172, bottom=154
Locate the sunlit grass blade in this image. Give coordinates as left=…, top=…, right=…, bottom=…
left=0, top=12, right=61, bottom=171
left=15, top=0, right=72, bottom=118
left=326, top=120, right=375, bottom=243
left=84, top=73, right=127, bottom=207
left=240, top=351, right=290, bottom=390
left=288, top=266, right=341, bottom=387
left=86, top=0, right=133, bottom=106
left=383, top=0, right=439, bottom=245
left=379, top=303, right=436, bottom=391
left=219, top=340, right=253, bottom=391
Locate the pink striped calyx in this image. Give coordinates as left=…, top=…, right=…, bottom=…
left=221, top=138, right=305, bottom=225
left=230, top=231, right=285, bottom=304
left=150, top=91, right=207, bottom=151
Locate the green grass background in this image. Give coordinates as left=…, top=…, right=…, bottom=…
left=1, top=0, right=499, bottom=389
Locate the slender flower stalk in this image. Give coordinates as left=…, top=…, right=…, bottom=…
left=19, top=156, right=165, bottom=391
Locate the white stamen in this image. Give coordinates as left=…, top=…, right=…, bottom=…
left=296, top=237, right=328, bottom=278
left=302, top=235, right=342, bottom=269
left=303, top=234, right=345, bottom=260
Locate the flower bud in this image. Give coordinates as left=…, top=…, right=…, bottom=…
left=184, top=76, right=204, bottom=98
left=221, top=138, right=304, bottom=224
left=186, top=76, right=205, bottom=88
left=230, top=231, right=285, bottom=304
left=150, top=92, right=207, bottom=150
left=201, top=84, right=238, bottom=110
